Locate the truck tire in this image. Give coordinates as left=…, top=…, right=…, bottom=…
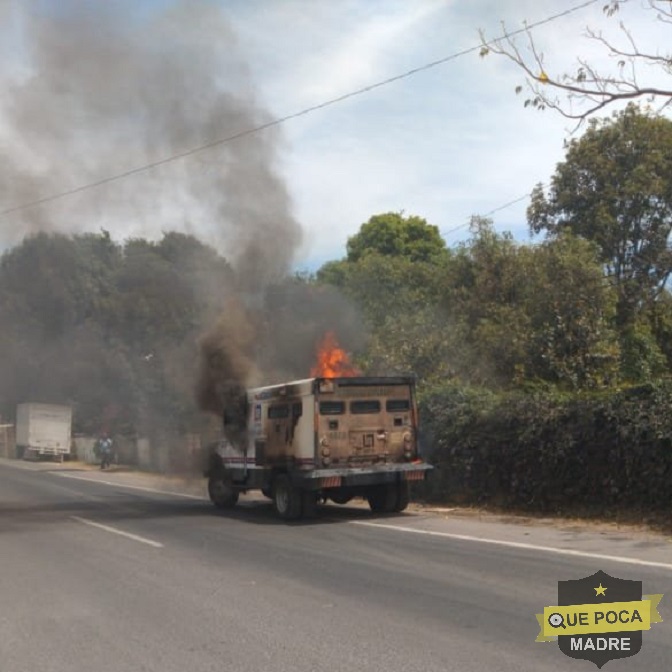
left=208, top=474, right=239, bottom=509
left=302, top=490, right=318, bottom=519
left=329, top=490, right=354, bottom=505
left=273, top=475, right=303, bottom=520
left=367, top=484, right=396, bottom=512
left=367, top=483, right=408, bottom=513
left=394, top=481, right=410, bottom=513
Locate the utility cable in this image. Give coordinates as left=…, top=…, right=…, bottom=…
left=0, top=0, right=599, bottom=218
left=441, top=191, right=535, bottom=238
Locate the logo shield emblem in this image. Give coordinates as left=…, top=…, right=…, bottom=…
left=557, top=570, right=642, bottom=667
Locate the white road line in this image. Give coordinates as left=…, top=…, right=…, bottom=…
left=350, top=521, right=672, bottom=572
left=55, top=472, right=205, bottom=500
left=71, top=516, right=164, bottom=548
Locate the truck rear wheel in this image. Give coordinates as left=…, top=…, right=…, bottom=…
left=367, top=483, right=409, bottom=513
left=329, top=490, right=354, bottom=505
left=394, top=481, right=410, bottom=513
left=301, top=490, right=318, bottom=519
left=208, top=474, right=239, bottom=509
left=273, top=475, right=303, bottom=520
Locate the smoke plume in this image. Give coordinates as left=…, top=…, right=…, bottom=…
left=0, top=1, right=366, bottom=458
left=0, top=0, right=302, bottom=285
left=195, top=299, right=259, bottom=415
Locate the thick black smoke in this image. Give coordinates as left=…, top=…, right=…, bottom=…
left=194, top=281, right=365, bottom=421
left=0, top=0, right=301, bottom=286
left=0, top=1, right=365, bottom=457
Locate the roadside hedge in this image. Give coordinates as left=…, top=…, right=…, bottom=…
left=418, top=382, right=672, bottom=514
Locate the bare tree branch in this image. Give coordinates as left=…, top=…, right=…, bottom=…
left=481, top=0, right=672, bottom=123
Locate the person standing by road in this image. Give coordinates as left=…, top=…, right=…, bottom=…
left=98, top=433, right=113, bottom=470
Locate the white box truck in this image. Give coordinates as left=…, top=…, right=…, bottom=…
left=16, top=403, right=72, bottom=462
left=204, top=376, right=432, bottom=520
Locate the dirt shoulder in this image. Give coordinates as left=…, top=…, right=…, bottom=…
left=411, top=501, right=672, bottom=541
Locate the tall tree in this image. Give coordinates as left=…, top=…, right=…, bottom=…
left=345, top=212, right=447, bottom=263
left=0, top=232, right=126, bottom=430
left=443, top=222, right=619, bottom=389
left=338, top=253, right=451, bottom=381
left=0, top=231, right=240, bottom=435
left=527, top=105, right=672, bottom=324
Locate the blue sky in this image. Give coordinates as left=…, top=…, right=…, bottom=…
left=224, top=0, right=670, bottom=267
left=0, top=0, right=669, bottom=271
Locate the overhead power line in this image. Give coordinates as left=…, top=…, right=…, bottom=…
left=0, top=0, right=599, bottom=218
left=440, top=191, right=535, bottom=238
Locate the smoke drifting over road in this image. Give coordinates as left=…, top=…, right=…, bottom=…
left=0, top=0, right=302, bottom=285
left=0, top=1, right=364, bottom=444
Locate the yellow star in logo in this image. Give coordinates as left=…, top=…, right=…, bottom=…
left=595, top=583, right=607, bottom=596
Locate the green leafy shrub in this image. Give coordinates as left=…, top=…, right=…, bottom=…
left=419, top=381, right=672, bottom=514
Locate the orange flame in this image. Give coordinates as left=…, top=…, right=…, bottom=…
left=310, top=331, right=360, bottom=378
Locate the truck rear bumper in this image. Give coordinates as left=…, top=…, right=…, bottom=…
left=208, top=461, right=433, bottom=493
left=21, top=446, right=70, bottom=461
left=292, top=463, right=432, bottom=490
left=26, top=447, right=69, bottom=455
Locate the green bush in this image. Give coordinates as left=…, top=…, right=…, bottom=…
left=418, top=381, right=672, bottom=514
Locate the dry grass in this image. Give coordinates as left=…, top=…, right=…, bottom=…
left=412, top=500, right=672, bottom=539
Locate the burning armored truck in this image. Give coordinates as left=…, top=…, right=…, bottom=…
left=204, top=376, right=431, bottom=520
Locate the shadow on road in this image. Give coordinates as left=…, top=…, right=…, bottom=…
left=211, top=499, right=415, bottom=527
left=0, top=493, right=414, bottom=533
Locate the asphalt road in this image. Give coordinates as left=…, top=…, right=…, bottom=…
left=1, top=459, right=670, bottom=672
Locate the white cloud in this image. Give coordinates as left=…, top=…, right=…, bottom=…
left=231, top=0, right=672, bottom=268
left=291, top=1, right=447, bottom=102
left=2, top=1, right=670, bottom=269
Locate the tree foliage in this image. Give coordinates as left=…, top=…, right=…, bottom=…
left=319, top=215, right=622, bottom=389
left=345, top=212, right=447, bottom=263
left=528, top=105, right=672, bottom=324
left=441, top=223, right=620, bottom=388
left=0, top=231, right=234, bottom=435
left=0, top=231, right=366, bottom=437
left=420, top=381, right=672, bottom=515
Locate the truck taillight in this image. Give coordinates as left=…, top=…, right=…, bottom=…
left=403, top=432, right=413, bottom=460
